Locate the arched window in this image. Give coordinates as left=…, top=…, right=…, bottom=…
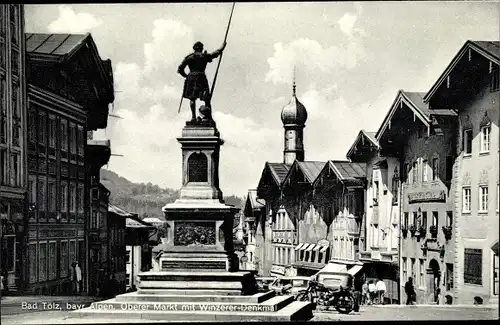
left=187, top=152, right=208, bottom=182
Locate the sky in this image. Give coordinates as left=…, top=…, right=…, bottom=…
left=25, top=1, right=500, bottom=197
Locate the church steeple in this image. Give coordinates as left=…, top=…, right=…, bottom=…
left=281, top=67, right=308, bottom=165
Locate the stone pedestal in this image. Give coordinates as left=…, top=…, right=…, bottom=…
left=151, top=122, right=239, bottom=274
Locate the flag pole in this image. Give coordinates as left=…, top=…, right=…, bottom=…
left=210, top=2, right=235, bottom=101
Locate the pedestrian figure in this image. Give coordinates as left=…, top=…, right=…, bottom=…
left=362, top=280, right=369, bottom=305
left=353, top=276, right=362, bottom=312
left=376, top=278, right=386, bottom=305
left=74, top=262, right=82, bottom=294
left=435, top=288, right=441, bottom=305
left=405, top=277, right=416, bottom=305
left=109, top=273, right=120, bottom=298
left=177, top=41, right=227, bottom=122
left=368, top=280, right=376, bottom=305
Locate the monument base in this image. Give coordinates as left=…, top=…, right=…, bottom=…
left=73, top=289, right=314, bottom=322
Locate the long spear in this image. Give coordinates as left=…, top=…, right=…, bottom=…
left=210, top=2, right=235, bottom=101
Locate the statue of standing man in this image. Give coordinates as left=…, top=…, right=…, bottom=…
left=178, top=41, right=227, bottom=122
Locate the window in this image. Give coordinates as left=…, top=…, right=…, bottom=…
left=412, top=212, right=418, bottom=226
left=480, top=126, right=491, bottom=153
left=0, top=149, right=7, bottom=185
left=0, top=76, right=5, bottom=144
left=60, top=120, right=68, bottom=153
left=464, top=248, right=482, bottom=285
left=38, top=177, right=46, bottom=212
left=48, top=242, right=56, bottom=280
left=60, top=241, right=68, bottom=277
left=464, top=129, right=473, bottom=155
left=431, top=212, right=438, bottom=228
left=28, top=243, right=37, bottom=283
left=490, top=63, right=499, bottom=92
left=432, top=158, right=439, bottom=181
left=48, top=180, right=56, bottom=212
left=446, top=263, right=454, bottom=291
left=419, top=259, right=425, bottom=288
left=60, top=181, right=68, bottom=213
left=446, top=211, right=453, bottom=227
left=77, top=126, right=84, bottom=157
left=494, top=253, right=499, bottom=295
left=404, top=212, right=409, bottom=228
left=28, top=176, right=36, bottom=205
left=38, top=112, right=46, bottom=146
left=48, top=116, right=56, bottom=149
left=402, top=257, right=407, bottom=283
left=422, top=160, right=428, bottom=182
left=69, top=183, right=76, bottom=213
left=404, top=163, right=409, bottom=184
left=421, top=212, right=427, bottom=229
left=412, top=161, right=418, bottom=184
left=479, top=186, right=488, bottom=212
left=463, top=187, right=471, bottom=213
left=69, top=123, right=77, bottom=154
left=10, top=153, right=19, bottom=187
left=77, top=184, right=84, bottom=213
left=411, top=258, right=416, bottom=280
left=39, top=242, right=47, bottom=282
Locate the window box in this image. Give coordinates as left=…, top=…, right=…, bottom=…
left=429, top=225, right=438, bottom=238
left=439, top=245, right=445, bottom=259
left=409, top=225, right=417, bottom=237
left=417, top=225, right=426, bottom=238
left=442, top=226, right=452, bottom=241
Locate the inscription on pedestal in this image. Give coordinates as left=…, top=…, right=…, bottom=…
left=162, top=260, right=226, bottom=270
left=187, top=153, right=208, bottom=182
left=174, top=221, right=216, bottom=246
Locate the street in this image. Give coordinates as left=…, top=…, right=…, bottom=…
left=1, top=296, right=498, bottom=324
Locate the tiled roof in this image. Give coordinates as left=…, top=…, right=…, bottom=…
left=26, top=33, right=89, bottom=56
left=470, top=41, right=500, bottom=60
left=330, top=160, right=366, bottom=180
left=296, top=161, right=326, bottom=183
left=247, top=189, right=265, bottom=210
left=403, top=91, right=431, bottom=117
left=267, top=163, right=291, bottom=184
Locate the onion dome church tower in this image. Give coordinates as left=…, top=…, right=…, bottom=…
left=281, top=69, right=308, bottom=165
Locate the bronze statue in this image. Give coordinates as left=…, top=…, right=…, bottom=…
left=177, top=41, right=227, bottom=122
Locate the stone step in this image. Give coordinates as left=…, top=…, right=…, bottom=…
left=136, top=288, right=244, bottom=296
left=116, top=290, right=276, bottom=303
left=86, top=294, right=295, bottom=313
left=72, top=299, right=313, bottom=322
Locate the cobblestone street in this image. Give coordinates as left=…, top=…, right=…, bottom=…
left=2, top=297, right=498, bottom=324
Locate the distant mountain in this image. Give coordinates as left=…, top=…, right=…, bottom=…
left=100, top=169, right=244, bottom=219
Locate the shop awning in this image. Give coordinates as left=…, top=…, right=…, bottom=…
left=318, top=262, right=348, bottom=274
left=313, top=245, right=322, bottom=251
left=305, top=244, right=315, bottom=251
left=347, top=265, right=363, bottom=276
left=295, top=243, right=305, bottom=250
left=320, top=245, right=329, bottom=253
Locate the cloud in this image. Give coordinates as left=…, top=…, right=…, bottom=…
left=48, top=5, right=102, bottom=33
